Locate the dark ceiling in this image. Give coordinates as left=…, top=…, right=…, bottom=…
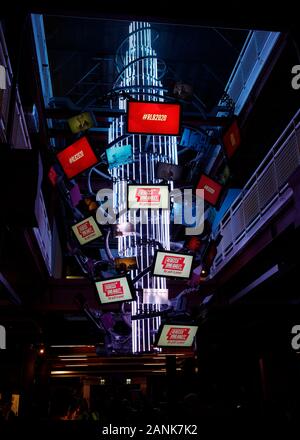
left=44, top=16, right=248, bottom=111
left=38, top=16, right=250, bottom=282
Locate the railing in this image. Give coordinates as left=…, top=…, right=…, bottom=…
left=224, top=31, right=281, bottom=115
left=211, top=109, right=300, bottom=275
left=0, top=23, right=31, bottom=148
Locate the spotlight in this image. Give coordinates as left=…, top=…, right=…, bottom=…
left=200, top=267, right=209, bottom=279
left=38, top=345, right=45, bottom=355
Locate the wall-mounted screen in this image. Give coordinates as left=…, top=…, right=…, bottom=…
left=180, top=128, right=210, bottom=151
left=127, top=101, right=181, bottom=135
left=113, top=222, right=135, bottom=237
left=156, top=162, right=183, bottom=181
left=143, top=288, right=169, bottom=305
left=152, top=250, right=194, bottom=279
left=57, top=137, right=98, bottom=179
left=127, top=185, right=169, bottom=210
left=72, top=216, right=102, bottom=245
left=155, top=324, right=198, bottom=347
left=68, top=112, right=94, bottom=134
left=196, top=174, right=223, bottom=207
left=222, top=119, right=241, bottom=158
left=106, top=144, right=133, bottom=169
left=115, top=256, right=138, bottom=272
left=95, top=275, right=136, bottom=305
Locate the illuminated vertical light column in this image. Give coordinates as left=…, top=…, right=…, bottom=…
left=108, top=22, right=178, bottom=353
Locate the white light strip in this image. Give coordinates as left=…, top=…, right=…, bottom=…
left=65, top=364, right=90, bottom=367
left=50, top=345, right=94, bottom=348
left=143, top=363, right=165, bottom=366
left=58, top=355, right=88, bottom=358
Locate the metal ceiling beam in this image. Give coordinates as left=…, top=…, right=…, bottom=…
left=31, top=14, right=53, bottom=108
left=3, top=3, right=295, bottom=32
left=34, top=278, right=100, bottom=312
left=229, top=264, right=280, bottom=304
left=224, top=31, right=282, bottom=117
left=47, top=128, right=108, bottom=140
left=45, top=107, right=124, bottom=119
left=45, top=107, right=229, bottom=127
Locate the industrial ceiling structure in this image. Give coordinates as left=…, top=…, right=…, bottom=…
left=1, top=5, right=300, bottom=395
left=34, top=16, right=251, bottom=359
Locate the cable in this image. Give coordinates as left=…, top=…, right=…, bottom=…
left=88, top=164, right=112, bottom=196
left=114, top=25, right=158, bottom=73
left=104, top=229, right=114, bottom=262
left=132, top=265, right=152, bottom=285
left=81, top=304, right=109, bottom=335
left=113, top=55, right=167, bottom=89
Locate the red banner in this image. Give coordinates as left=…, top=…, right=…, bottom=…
left=102, top=280, right=124, bottom=297
left=135, top=188, right=161, bottom=204
left=197, top=174, right=223, bottom=206
left=166, top=327, right=190, bottom=343
left=161, top=255, right=185, bottom=272
left=76, top=220, right=95, bottom=239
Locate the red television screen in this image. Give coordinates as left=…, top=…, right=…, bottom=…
left=127, top=101, right=181, bottom=135
left=222, top=119, right=241, bottom=158
left=155, top=324, right=198, bottom=347
left=196, top=174, right=223, bottom=207
left=57, top=137, right=98, bottom=179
